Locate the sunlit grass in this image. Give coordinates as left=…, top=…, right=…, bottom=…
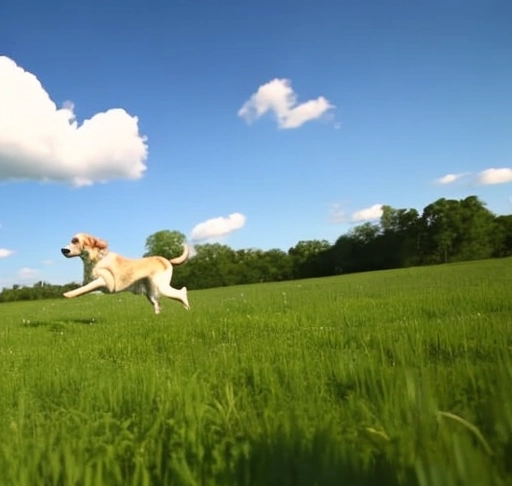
left=0, top=258, right=511, bottom=485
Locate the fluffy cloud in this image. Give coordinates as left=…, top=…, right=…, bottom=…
left=238, top=78, right=334, bottom=129
left=0, top=248, right=14, bottom=258
left=436, top=173, right=465, bottom=185
left=351, top=204, right=383, bottom=222
left=476, top=168, right=512, bottom=185
left=0, top=56, right=148, bottom=186
left=436, top=168, right=512, bottom=186
left=190, top=212, right=246, bottom=242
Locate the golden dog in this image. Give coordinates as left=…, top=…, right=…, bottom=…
left=61, top=233, right=189, bottom=314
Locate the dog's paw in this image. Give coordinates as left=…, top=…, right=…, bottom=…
left=63, top=292, right=72, bottom=299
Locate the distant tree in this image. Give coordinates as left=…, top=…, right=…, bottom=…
left=455, top=196, right=495, bottom=260
left=350, top=222, right=380, bottom=244
left=381, top=206, right=420, bottom=236
left=143, top=230, right=186, bottom=260
left=331, top=235, right=357, bottom=274
left=347, top=223, right=383, bottom=271
left=420, top=198, right=460, bottom=263
left=493, top=215, right=512, bottom=257
left=262, top=249, right=294, bottom=281
left=0, top=281, right=80, bottom=303
left=243, top=248, right=294, bottom=282
left=379, top=205, right=421, bottom=267
left=288, top=240, right=332, bottom=278
left=184, top=243, right=237, bottom=288
left=419, top=196, right=496, bottom=264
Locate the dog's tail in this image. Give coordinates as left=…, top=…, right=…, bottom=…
left=170, top=244, right=189, bottom=265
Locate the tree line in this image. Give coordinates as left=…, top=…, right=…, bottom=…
left=1, top=195, right=511, bottom=302
left=0, top=281, right=79, bottom=303
left=170, top=195, right=512, bottom=288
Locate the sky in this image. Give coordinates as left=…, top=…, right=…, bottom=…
left=0, top=0, right=511, bottom=288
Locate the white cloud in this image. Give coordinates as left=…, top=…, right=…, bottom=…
left=476, top=168, right=512, bottom=185
left=190, top=212, right=246, bottom=242
left=0, top=248, right=14, bottom=258
left=238, top=78, right=334, bottom=129
left=436, top=173, right=465, bottom=185
left=18, top=267, right=40, bottom=280
left=351, top=204, right=383, bottom=222
left=328, top=202, right=345, bottom=224
left=0, top=56, right=148, bottom=187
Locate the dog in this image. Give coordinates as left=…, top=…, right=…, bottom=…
left=61, top=233, right=190, bottom=314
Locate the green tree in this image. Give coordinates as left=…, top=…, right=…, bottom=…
left=456, top=196, right=495, bottom=260
left=240, top=248, right=294, bottom=283
left=420, top=196, right=496, bottom=263
left=288, top=240, right=332, bottom=278
left=380, top=206, right=420, bottom=267
left=350, top=222, right=380, bottom=244
left=349, top=223, right=385, bottom=271
left=186, top=243, right=237, bottom=288
left=261, top=249, right=294, bottom=281
left=381, top=206, right=419, bottom=235
left=420, top=198, right=460, bottom=263
left=494, top=215, right=512, bottom=257
left=331, top=234, right=356, bottom=274
left=143, top=230, right=186, bottom=259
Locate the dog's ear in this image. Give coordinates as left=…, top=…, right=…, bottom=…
left=93, top=237, right=108, bottom=250
left=84, top=235, right=108, bottom=250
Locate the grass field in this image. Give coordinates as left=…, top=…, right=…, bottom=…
left=0, top=258, right=511, bottom=486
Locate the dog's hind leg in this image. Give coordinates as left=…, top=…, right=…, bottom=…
left=158, top=284, right=190, bottom=310
left=63, top=277, right=107, bottom=298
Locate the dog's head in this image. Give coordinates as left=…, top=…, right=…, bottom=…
left=61, top=233, right=108, bottom=260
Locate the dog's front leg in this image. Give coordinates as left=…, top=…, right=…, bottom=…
left=63, top=277, right=107, bottom=299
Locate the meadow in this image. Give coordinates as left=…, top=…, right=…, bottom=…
left=0, top=258, right=511, bottom=486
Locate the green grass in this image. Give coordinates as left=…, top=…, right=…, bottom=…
left=1, top=258, right=512, bottom=486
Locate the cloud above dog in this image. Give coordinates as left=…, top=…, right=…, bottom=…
left=435, top=173, right=466, bottom=185
left=0, top=248, right=14, bottom=258
left=0, top=56, right=148, bottom=187
left=476, top=168, right=512, bottom=185
left=435, top=168, right=512, bottom=186
left=351, top=204, right=383, bottom=222
left=238, top=78, right=334, bottom=129
left=190, top=212, right=246, bottom=242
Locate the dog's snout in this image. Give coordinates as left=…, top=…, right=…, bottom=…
left=61, top=248, right=70, bottom=256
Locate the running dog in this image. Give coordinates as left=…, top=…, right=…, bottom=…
left=61, top=233, right=189, bottom=314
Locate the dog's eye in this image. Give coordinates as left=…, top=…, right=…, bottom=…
left=71, top=238, right=79, bottom=244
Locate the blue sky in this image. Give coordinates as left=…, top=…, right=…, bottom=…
left=0, top=0, right=511, bottom=287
